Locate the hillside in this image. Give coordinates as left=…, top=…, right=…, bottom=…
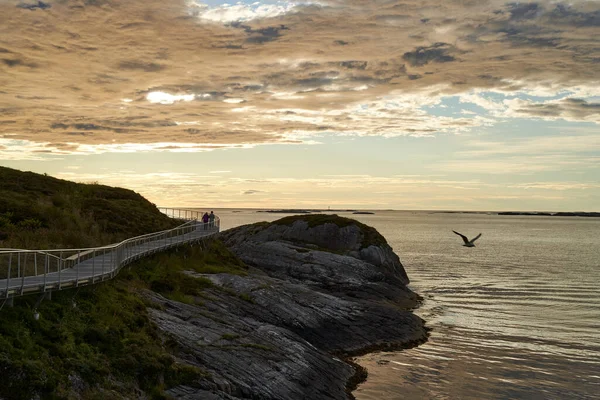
left=0, top=166, right=178, bottom=249
left=0, top=167, right=248, bottom=399
left=0, top=167, right=426, bottom=400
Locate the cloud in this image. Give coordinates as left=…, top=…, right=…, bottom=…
left=0, top=0, right=599, bottom=157
left=402, top=43, right=456, bottom=67
left=147, top=92, right=195, bottom=104
left=510, top=182, right=600, bottom=191
left=437, top=132, right=600, bottom=174
left=46, top=170, right=599, bottom=210
left=229, top=22, right=290, bottom=44
left=506, top=3, right=543, bottom=21
left=118, top=60, right=166, bottom=72
left=16, top=1, right=51, bottom=11
left=189, top=1, right=304, bottom=23
left=504, top=98, right=600, bottom=123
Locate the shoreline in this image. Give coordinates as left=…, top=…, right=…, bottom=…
left=346, top=295, right=430, bottom=398
left=345, top=331, right=431, bottom=398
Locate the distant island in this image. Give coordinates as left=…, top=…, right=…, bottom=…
left=433, top=210, right=599, bottom=217
left=257, top=209, right=317, bottom=214
left=257, top=209, right=360, bottom=214
left=498, top=212, right=600, bottom=217
left=498, top=212, right=552, bottom=216
left=353, top=211, right=375, bottom=215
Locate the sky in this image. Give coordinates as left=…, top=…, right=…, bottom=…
left=0, top=0, right=599, bottom=211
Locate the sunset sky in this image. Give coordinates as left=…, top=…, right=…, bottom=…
left=1, top=0, right=599, bottom=211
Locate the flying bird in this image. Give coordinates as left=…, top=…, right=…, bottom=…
left=453, top=231, right=482, bottom=247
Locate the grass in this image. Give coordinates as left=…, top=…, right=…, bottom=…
left=0, top=238, right=246, bottom=399
left=0, top=166, right=179, bottom=250
left=0, top=167, right=251, bottom=399
left=0, top=279, right=208, bottom=399
left=120, top=240, right=248, bottom=304
left=273, top=214, right=388, bottom=248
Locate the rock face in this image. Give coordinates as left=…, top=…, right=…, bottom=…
left=223, top=217, right=410, bottom=286
left=153, top=215, right=427, bottom=399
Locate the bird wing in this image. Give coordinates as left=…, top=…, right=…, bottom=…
left=470, top=233, right=482, bottom=243
left=453, top=230, right=469, bottom=244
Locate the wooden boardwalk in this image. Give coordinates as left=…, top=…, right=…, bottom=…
left=0, top=209, right=219, bottom=301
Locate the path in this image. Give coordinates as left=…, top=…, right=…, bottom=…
left=0, top=208, right=219, bottom=300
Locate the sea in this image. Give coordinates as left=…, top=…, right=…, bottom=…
left=213, top=209, right=600, bottom=400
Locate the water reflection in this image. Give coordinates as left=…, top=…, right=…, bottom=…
left=352, top=213, right=600, bottom=400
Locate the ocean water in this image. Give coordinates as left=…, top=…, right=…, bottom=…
left=213, top=209, right=600, bottom=399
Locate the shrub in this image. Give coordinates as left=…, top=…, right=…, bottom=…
left=17, top=218, right=43, bottom=230
left=0, top=215, right=13, bottom=228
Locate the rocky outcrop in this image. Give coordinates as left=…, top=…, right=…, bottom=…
left=222, top=216, right=410, bottom=285
left=153, top=215, right=427, bottom=399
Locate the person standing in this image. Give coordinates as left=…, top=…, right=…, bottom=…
left=209, top=211, right=215, bottom=229
left=202, top=212, right=209, bottom=230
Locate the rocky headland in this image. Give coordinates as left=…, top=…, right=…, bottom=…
left=158, top=214, right=428, bottom=399
left=0, top=167, right=426, bottom=399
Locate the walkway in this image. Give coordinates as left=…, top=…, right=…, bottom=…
left=0, top=208, right=219, bottom=300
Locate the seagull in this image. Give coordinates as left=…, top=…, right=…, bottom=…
left=453, top=231, right=482, bottom=247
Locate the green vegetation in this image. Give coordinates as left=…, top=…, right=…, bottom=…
left=0, top=167, right=251, bottom=399
left=0, top=166, right=179, bottom=249
left=273, top=214, right=387, bottom=248
left=0, top=277, right=206, bottom=399
left=220, top=333, right=241, bottom=341
left=0, top=239, right=246, bottom=399
left=121, top=240, right=247, bottom=305
left=274, top=213, right=357, bottom=228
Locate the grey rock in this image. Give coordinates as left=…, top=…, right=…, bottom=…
left=151, top=217, right=427, bottom=400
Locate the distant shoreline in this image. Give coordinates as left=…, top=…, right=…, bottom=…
left=256, top=209, right=359, bottom=214
left=254, top=210, right=599, bottom=217
left=497, top=211, right=600, bottom=217
left=435, top=211, right=600, bottom=217
left=172, top=208, right=600, bottom=216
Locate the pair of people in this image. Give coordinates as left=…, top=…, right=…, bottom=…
left=201, top=211, right=215, bottom=229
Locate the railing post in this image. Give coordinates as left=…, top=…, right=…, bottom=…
left=76, top=250, right=80, bottom=286
left=34, top=253, right=38, bottom=275
left=92, top=249, right=95, bottom=283
left=6, top=253, right=12, bottom=298
left=58, top=251, right=63, bottom=289
left=21, top=252, right=26, bottom=295
left=44, top=253, right=48, bottom=290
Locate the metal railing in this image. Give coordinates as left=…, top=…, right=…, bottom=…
left=0, top=208, right=220, bottom=299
